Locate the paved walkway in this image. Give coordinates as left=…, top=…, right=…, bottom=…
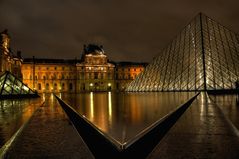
left=3, top=93, right=239, bottom=159
left=3, top=95, right=94, bottom=159
left=148, top=92, right=239, bottom=159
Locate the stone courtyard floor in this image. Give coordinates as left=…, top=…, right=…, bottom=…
left=1, top=92, right=239, bottom=159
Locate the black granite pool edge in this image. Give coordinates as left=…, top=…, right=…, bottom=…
left=55, top=92, right=200, bottom=159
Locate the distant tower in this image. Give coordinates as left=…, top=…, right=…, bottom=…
left=0, top=29, right=11, bottom=73
left=0, top=29, right=10, bottom=52
left=0, top=30, right=23, bottom=78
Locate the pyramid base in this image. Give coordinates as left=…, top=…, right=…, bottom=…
left=207, top=89, right=239, bottom=95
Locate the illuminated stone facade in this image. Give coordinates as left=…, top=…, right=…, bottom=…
left=76, top=44, right=115, bottom=91
left=22, top=44, right=146, bottom=93
left=22, top=59, right=77, bottom=93
left=0, top=30, right=22, bottom=78
left=115, top=62, right=146, bottom=91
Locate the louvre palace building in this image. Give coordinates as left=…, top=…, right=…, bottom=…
left=21, top=44, right=147, bottom=93
left=1, top=30, right=147, bottom=93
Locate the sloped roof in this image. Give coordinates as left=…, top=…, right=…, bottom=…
left=0, top=71, right=39, bottom=99
left=126, top=13, right=239, bottom=91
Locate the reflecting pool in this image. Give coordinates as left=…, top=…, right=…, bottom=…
left=60, top=92, right=196, bottom=143
left=0, top=92, right=196, bottom=148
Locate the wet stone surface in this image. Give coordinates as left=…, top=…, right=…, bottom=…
left=209, top=94, right=239, bottom=130
left=4, top=95, right=94, bottom=159
left=3, top=92, right=239, bottom=159
left=148, top=93, right=239, bottom=159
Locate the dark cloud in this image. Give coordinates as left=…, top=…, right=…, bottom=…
left=0, top=0, right=239, bottom=62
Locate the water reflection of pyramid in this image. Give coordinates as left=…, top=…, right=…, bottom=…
left=0, top=71, right=38, bottom=98
left=127, top=13, right=239, bottom=91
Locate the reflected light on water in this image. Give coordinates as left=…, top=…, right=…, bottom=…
left=90, top=92, right=94, bottom=120
left=108, top=92, right=112, bottom=121
left=200, top=92, right=205, bottom=116
left=61, top=92, right=196, bottom=143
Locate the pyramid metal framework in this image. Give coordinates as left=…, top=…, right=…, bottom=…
left=127, top=13, right=239, bottom=91
left=0, top=71, right=38, bottom=98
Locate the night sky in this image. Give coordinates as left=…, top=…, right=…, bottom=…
left=0, top=0, right=239, bottom=62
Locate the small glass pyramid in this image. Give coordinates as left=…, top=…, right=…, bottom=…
left=0, top=71, right=38, bottom=99
left=127, top=13, right=239, bottom=91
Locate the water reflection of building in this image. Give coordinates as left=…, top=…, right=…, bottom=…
left=0, top=30, right=23, bottom=78
left=22, top=44, right=147, bottom=92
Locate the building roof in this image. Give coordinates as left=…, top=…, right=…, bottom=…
left=83, top=44, right=104, bottom=55
left=112, top=61, right=148, bottom=67
left=0, top=29, right=9, bottom=36
left=0, top=71, right=38, bottom=99
left=126, top=13, right=239, bottom=92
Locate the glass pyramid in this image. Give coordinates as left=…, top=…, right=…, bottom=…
left=0, top=71, right=38, bottom=98
left=127, top=13, right=239, bottom=91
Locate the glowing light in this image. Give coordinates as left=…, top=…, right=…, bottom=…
left=108, top=83, right=111, bottom=86
left=90, top=83, right=93, bottom=86
left=90, top=92, right=94, bottom=120
left=108, top=91, right=112, bottom=118
left=42, top=93, right=45, bottom=101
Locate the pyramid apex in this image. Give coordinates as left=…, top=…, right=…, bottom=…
left=126, top=13, right=239, bottom=92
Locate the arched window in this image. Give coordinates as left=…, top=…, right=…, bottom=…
left=62, top=83, right=65, bottom=90
left=46, top=83, right=49, bottom=90
left=69, top=83, right=73, bottom=90
left=38, top=83, right=41, bottom=90
left=54, top=83, right=57, bottom=90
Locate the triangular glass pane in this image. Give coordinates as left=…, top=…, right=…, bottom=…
left=0, top=71, right=38, bottom=98
left=126, top=13, right=239, bottom=91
